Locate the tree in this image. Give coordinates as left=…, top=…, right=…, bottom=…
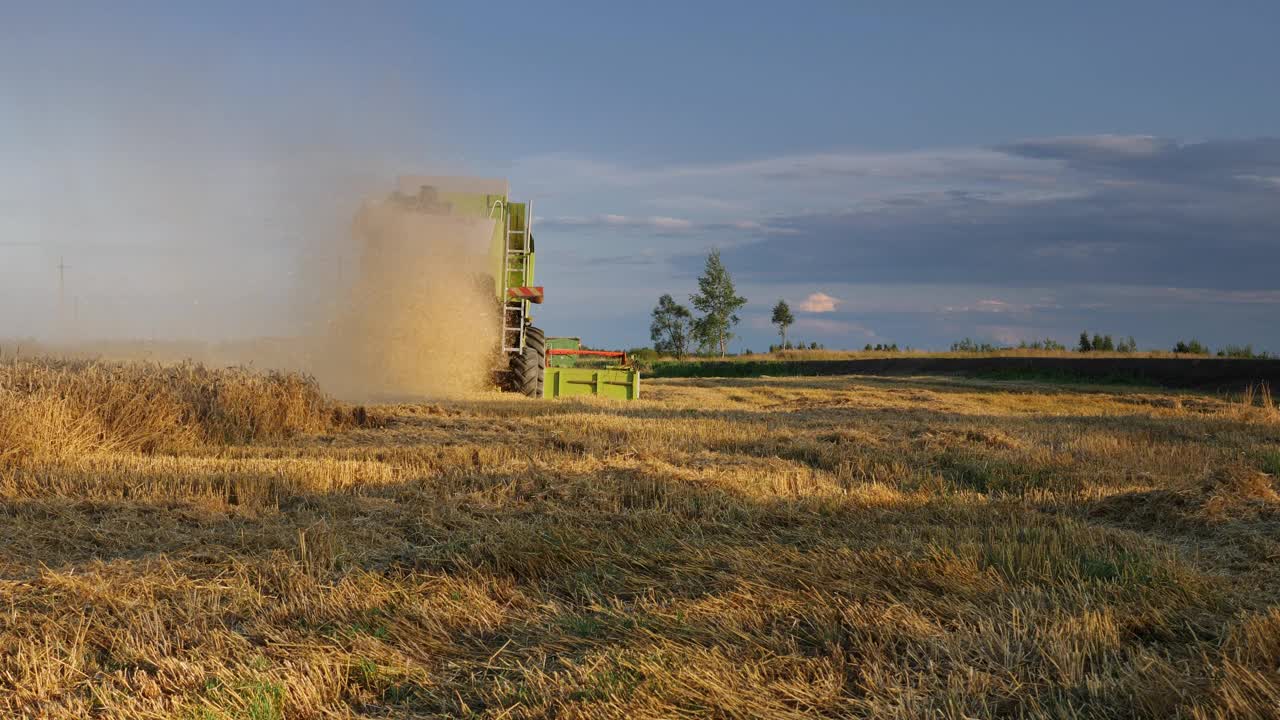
left=649, top=294, right=693, bottom=358
left=1078, top=332, right=1093, bottom=353
left=770, top=299, right=795, bottom=348
left=689, top=249, right=747, bottom=357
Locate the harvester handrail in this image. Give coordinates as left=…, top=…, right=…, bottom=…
left=544, top=349, right=628, bottom=367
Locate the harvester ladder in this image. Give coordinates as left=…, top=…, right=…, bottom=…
left=501, top=201, right=532, bottom=352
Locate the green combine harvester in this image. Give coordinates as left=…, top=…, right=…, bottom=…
left=389, top=177, right=639, bottom=400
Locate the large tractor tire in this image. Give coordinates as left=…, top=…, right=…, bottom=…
left=509, top=325, right=545, bottom=398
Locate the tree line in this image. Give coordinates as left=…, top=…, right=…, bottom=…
left=650, top=260, right=1277, bottom=360
left=1075, top=332, right=1137, bottom=353
left=950, top=331, right=1273, bottom=358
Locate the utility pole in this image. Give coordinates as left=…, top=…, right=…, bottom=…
left=57, top=256, right=72, bottom=338
left=58, top=257, right=69, bottom=327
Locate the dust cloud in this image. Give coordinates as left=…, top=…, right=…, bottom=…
left=309, top=199, right=501, bottom=400
left=3, top=190, right=508, bottom=403
left=0, top=8, right=508, bottom=401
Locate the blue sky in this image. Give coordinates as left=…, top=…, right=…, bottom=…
left=3, top=2, right=1279, bottom=351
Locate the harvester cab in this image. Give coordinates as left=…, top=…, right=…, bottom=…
left=381, top=176, right=639, bottom=400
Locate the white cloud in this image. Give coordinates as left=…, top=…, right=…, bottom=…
left=798, top=291, right=840, bottom=313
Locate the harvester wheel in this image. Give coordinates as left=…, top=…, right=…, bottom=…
left=509, top=325, right=545, bottom=398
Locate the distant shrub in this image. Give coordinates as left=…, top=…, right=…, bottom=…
left=1173, top=339, right=1210, bottom=355
left=1217, top=344, right=1273, bottom=359
left=952, top=338, right=999, bottom=353
left=1018, top=338, right=1066, bottom=351
left=627, top=347, right=660, bottom=367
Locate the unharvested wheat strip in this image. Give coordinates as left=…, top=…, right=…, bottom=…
left=0, top=453, right=396, bottom=503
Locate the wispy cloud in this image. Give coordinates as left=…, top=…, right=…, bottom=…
left=517, top=148, right=1052, bottom=216
left=521, top=146, right=1044, bottom=186
left=795, top=317, right=875, bottom=337
left=998, top=134, right=1170, bottom=161
left=940, top=297, right=1070, bottom=315
left=704, top=137, right=1280, bottom=292
left=539, top=214, right=696, bottom=232
left=538, top=214, right=794, bottom=236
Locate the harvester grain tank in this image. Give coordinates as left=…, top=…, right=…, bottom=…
left=380, top=176, right=639, bottom=399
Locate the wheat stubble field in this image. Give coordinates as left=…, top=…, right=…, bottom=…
left=2, top=359, right=1279, bottom=719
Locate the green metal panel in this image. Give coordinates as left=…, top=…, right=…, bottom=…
left=546, top=337, right=581, bottom=367
left=544, top=366, right=640, bottom=400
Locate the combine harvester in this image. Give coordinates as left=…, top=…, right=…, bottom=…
left=386, top=177, right=639, bottom=400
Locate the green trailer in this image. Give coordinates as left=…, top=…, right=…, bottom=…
left=543, top=338, right=640, bottom=400
left=386, top=177, right=639, bottom=399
